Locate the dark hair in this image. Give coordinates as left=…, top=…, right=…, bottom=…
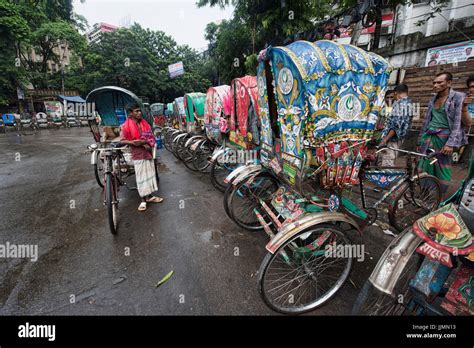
left=394, top=84, right=409, bottom=93
left=467, top=74, right=474, bottom=87
left=435, top=71, right=453, bottom=81
left=126, top=103, right=140, bottom=113
left=385, top=89, right=395, bottom=96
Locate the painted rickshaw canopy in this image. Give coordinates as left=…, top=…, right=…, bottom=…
left=86, top=86, right=152, bottom=126
left=204, top=85, right=231, bottom=143
left=184, top=92, right=206, bottom=123
left=256, top=40, right=391, bottom=157
left=230, top=75, right=259, bottom=138
left=174, top=97, right=186, bottom=116
left=150, top=103, right=165, bottom=115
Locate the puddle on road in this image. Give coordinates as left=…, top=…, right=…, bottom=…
left=198, top=229, right=224, bottom=243
left=157, top=163, right=170, bottom=173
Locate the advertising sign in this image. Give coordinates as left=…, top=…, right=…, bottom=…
left=425, top=41, right=474, bottom=66
left=168, top=61, right=184, bottom=78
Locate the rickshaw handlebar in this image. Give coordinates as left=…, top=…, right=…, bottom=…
left=376, top=145, right=438, bottom=164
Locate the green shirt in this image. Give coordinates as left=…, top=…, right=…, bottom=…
left=429, top=104, right=450, bottom=130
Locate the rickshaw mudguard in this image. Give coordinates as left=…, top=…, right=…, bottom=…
left=90, top=150, right=98, bottom=165
left=210, top=148, right=227, bottom=163
left=185, top=135, right=206, bottom=147
left=224, top=164, right=252, bottom=184
left=173, top=133, right=188, bottom=143
left=265, top=212, right=360, bottom=254
left=368, top=229, right=423, bottom=296
left=232, top=165, right=264, bottom=185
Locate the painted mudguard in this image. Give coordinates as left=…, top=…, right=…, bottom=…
left=265, top=212, right=360, bottom=254
left=232, top=165, right=264, bottom=186
left=224, top=164, right=253, bottom=184
left=368, top=229, right=423, bottom=295
left=185, top=135, right=206, bottom=148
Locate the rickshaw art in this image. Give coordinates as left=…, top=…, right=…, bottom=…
left=229, top=76, right=260, bottom=149
left=204, top=85, right=231, bottom=144
left=257, top=40, right=391, bottom=189
left=173, top=97, right=186, bottom=130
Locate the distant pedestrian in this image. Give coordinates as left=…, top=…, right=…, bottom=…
left=121, top=103, right=163, bottom=211
left=461, top=74, right=474, bottom=127
left=417, top=72, right=468, bottom=195
left=377, top=84, right=413, bottom=166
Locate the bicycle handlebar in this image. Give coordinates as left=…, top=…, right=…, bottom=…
left=376, top=145, right=438, bottom=164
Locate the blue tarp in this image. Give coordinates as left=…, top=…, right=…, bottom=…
left=58, top=95, right=86, bottom=103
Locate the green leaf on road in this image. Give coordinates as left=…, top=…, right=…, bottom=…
left=155, top=270, right=174, bottom=288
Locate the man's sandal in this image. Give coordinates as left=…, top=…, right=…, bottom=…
left=138, top=202, right=147, bottom=211
left=146, top=196, right=164, bottom=203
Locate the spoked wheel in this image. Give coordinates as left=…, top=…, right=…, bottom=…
left=193, top=140, right=215, bottom=173
left=228, top=173, right=279, bottom=231
left=94, top=151, right=105, bottom=188
left=388, top=175, right=441, bottom=232
left=210, top=156, right=240, bottom=192
left=174, top=134, right=190, bottom=161
left=183, top=138, right=204, bottom=171
left=163, top=130, right=175, bottom=152
left=352, top=230, right=423, bottom=315
left=105, top=173, right=118, bottom=235
left=258, top=224, right=353, bottom=314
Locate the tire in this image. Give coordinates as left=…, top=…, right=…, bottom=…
left=193, top=140, right=214, bottom=173
left=183, top=139, right=202, bottom=171
left=174, top=134, right=189, bottom=161
left=210, top=157, right=239, bottom=192
left=105, top=173, right=118, bottom=235
left=352, top=233, right=422, bottom=315
left=94, top=152, right=105, bottom=188
left=228, top=172, right=279, bottom=231
left=388, top=174, right=442, bottom=232
left=258, top=224, right=352, bottom=314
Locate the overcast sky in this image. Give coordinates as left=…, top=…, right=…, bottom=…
left=73, top=0, right=235, bottom=50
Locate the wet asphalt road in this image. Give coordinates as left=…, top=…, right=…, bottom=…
left=0, top=127, right=395, bottom=315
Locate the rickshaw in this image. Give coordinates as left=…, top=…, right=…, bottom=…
left=208, top=76, right=261, bottom=191
left=172, top=92, right=206, bottom=161
left=183, top=85, right=232, bottom=172
left=151, top=102, right=166, bottom=128
left=353, top=156, right=474, bottom=316
left=163, top=97, right=186, bottom=152
left=85, top=86, right=159, bottom=235
left=222, top=40, right=395, bottom=313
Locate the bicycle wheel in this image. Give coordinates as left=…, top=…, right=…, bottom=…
left=228, top=173, right=279, bottom=231
left=94, top=152, right=105, bottom=188
left=352, top=231, right=422, bottom=315
left=193, top=140, right=214, bottom=172
left=210, top=157, right=239, bottom=192
left=258, top=224, right=352, bottom=314
left=174, top=134, right=189, bottom=161
left=183, top=139, right=202, bottom=171
left=388, top=175, right=441, bottom=232
left=105, top=172, right=118, bottom=235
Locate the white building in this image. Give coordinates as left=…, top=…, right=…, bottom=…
left=86, top=22, right=119, bottom=44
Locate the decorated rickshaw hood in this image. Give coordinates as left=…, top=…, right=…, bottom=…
left=85, top=85, right=152, bottom=126
left=230, top=75, right=259, bottom=138
left=256, top=40, right=391, bottom=157
left=204, top=85, right=231, bottom=143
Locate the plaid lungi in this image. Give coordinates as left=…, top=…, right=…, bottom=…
left=134, top=159, right=158, bottom=197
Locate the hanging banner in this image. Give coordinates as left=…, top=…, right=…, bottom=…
left=425, top=41, right=474, bottom=66
left=168, top=61, right=184, bottom=78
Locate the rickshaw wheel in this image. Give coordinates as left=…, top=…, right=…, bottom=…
left=210, top=157, right=239, bottom=192
left=258, top=224, right=352, bottom=314
left=105, top=173, right=118, bottom=235
left=228, top=173, right=279, bottom=231
left=388, top=175, right=441, bottom=232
